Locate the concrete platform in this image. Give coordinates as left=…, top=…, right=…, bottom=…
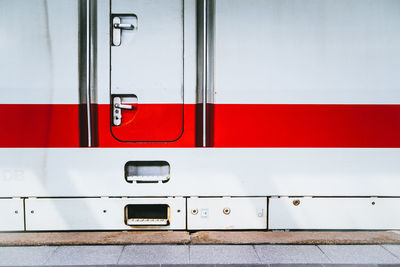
left=191, top=231, right=400, bottom=245
left=0, top=231, right=190, bottom=246
left=1, top=231, right=400, bottom=266
left=1, top=231, right=400, bottom=246
left=0, top=244, right=400, bottom=266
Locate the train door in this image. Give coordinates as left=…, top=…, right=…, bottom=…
left=110, top=0, right=184, bottom=143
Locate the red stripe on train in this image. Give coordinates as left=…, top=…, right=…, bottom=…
left=1, top=104, right=400, bottom=148
left=212, top=104, right=400, bottom=148
left=0, top=104, right=81, bottom=148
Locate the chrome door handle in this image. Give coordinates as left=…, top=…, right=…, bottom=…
left=114, top=102, right=133, bottom=110
left=113, top=96, right=137, bottom=126
left=112, top=16, right=137, bottom=46
left=113, top=23, right=135, bottom=30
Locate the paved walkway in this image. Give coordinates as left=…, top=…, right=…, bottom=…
left=0, top=245, right=400, bottom=266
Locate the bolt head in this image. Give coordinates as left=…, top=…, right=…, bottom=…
left=293, top=200, right=301, bottom=206
left=191, top=208, right=199, bottom=215
left=223, top=207, right=231, bottom=215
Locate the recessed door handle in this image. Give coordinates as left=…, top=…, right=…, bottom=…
left=114, top=102, right=133, bottom=110
left=112, top=15, right=137, bottom=46
left=113, top=96, right=137, bottom=126
left=114, top=23, right=135, bottom=30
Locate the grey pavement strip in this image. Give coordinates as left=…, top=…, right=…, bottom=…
left=77, top=264, right=382, bottom=267
left=117, top=245, right=189, bottom=265
left=2, top=246, right=400, bottom=266
left=162, top=265, right=215, bottom=267
left=44, top=245, right=124, bottom=266
left=51, top=265, right=108, bottom=267
left=319, top=245, right=400, bottom=264
left=382, top=245, right=400, bottom=260
left=189, top=245, right=261, bottom=264
left=269, top=264, right=325, bottom=267
left=323, top=264, right=378, bottom=267
left=0, top=246, right=57, bottom=266
left=254, top=245, right=331, bottom=264
left=0, top=264, right=395, bottom=267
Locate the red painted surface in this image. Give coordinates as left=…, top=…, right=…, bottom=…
left=110, top=103, right=184, bottom=143
left=97, top=104, right=196, bottom=147
left=212, top=104, right=400, bottom=148
left=1, top=104, right=400, bottom=148
left=0, top=104, right=80, bottom=147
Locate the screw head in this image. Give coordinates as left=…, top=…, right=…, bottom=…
left=223, top=207, right=231, bottom=215
left=191, top=208, right=199, bottom=215
left=293, top=200, right=301, bottom=206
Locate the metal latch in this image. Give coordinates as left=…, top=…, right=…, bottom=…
left=112, top=15, right=137, bottom=46
left=113, top=96, right=137, bottom=126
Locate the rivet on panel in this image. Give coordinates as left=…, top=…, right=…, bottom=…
left=293, top=200, right=300, bottom=206
left=191, top=208, right=198, bottom=215
left=223, top=207, right=231, bottom=215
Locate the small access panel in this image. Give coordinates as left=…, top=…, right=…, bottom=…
left=111, top=0, right=184, bottom=142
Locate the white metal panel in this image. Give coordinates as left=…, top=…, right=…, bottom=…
left=25, top=197, right=185, bottom=231
left=269, top=197, right=400, bottom=230
left=0, top=198, right=24, bottom=231
left=187, top=197, right=267, bottom=230
left=111, top=0, right=184, bottom=104
left=0, top=0, right=79, bottom=104
left=95, top=0, right=197, bottom=105
left=214, top=0, right=400, bottom=104
left=1, top=148, right=400, bottom=197
left=182, top=0, right=198, bottom=105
